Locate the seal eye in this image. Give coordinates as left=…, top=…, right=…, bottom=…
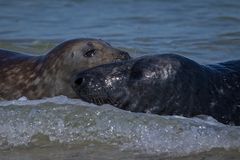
left=84, top=49, right=96, bottom=57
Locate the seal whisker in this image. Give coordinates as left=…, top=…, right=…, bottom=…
left=93, top=91, right=101, bottom=105
left=94, top=97, right=99, bottom=105
left=105, top=87, right=124, bottom=107
left=90, top=96, right=95, bottom=104
left=103, top=86, right=115, bottom=105
left=96, top=97, right=102, bottom=105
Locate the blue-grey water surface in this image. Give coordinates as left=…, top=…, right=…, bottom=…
left=1, top=0, right=240, bottom=62
left=0, top=0, right=240, bottom=160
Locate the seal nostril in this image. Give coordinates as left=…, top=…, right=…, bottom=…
left=121, top=51, right=131, bottom=59
left=75, top=77, right=84, bottom=86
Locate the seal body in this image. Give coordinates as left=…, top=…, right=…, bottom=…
left=0, top=38, right=130, bottom=100
left=72, top=54, right=240, bottom=125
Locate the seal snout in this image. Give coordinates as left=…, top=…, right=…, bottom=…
left=73, top=72, right=97, bottom=93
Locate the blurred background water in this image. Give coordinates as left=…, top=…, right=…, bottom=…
left=0, top=0, right=240, bottom=160
left=0, top=0, right=240, bottom=62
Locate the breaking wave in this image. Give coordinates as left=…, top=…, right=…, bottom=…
left=0, top=96, right=239, bottom=158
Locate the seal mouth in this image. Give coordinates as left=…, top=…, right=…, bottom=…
left=114, top=58, right=123, bottom=62
left=77, top=84, right=126, bottom=107
left=80, top=92, right=115, bottom=106
left=84, top=95, right=113, bottom=106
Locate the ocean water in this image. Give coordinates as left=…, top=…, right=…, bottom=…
left=0, top=96, right=240, bottom=160
left=0, top=0, right=240, bottom=159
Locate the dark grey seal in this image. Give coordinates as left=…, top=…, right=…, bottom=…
left=72, top=54, right=240, bottom=125
left=0, top=38, right=130, bottom=100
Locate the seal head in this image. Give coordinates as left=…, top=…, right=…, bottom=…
left=72, top=54, right=193, bottom=110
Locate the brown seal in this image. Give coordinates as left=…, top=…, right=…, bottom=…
left=0, top=38, right=130, bottom=100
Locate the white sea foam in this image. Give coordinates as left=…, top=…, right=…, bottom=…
left=0, top=96, right=239, bottom=157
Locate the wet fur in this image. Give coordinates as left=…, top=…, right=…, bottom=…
left=0, top=39, right=130, bottom=100
left=73, top=54, right=240, bottom=125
